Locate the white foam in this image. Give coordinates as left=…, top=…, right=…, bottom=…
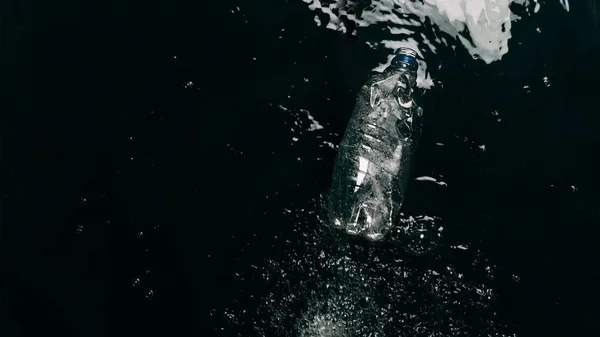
left=302, top=0, right=571, bottom=83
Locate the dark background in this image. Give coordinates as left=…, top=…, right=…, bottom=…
left=1, top=0, right=600, bottom=336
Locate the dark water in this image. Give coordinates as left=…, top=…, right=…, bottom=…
left=1, top=0, right=600, bottom=336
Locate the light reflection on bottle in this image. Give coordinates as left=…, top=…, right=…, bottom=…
left=328, top=47, right=424, bottom=242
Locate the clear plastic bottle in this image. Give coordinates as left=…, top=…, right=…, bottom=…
left=328, top=48, right=424, bottom=241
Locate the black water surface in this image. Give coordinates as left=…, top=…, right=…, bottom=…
left=1, top=0, right=599, bottom=336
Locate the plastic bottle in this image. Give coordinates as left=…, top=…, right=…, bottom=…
left=328, top=47, right=424, bottom=241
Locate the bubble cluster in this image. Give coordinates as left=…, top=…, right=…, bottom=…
left=221, top=197, right=516, bottom=336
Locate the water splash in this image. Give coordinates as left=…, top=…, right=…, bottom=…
left=220, top=197, right=518, bottom=336
left=302, top=0, right=570, bottom=68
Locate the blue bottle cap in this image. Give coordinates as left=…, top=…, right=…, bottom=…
left=393, top=47, right=419, bottom=67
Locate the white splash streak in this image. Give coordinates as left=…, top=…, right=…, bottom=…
left=415, top=175, right=448, bottom=186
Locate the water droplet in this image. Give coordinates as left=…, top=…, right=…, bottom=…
left=314, top=15, right=321, bottom=26
left=543, top=76, right=551, bottom=87
left=144, top=289, right=154, bottom=300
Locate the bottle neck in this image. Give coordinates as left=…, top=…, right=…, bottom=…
left=391, top=66, right=418, bottom=95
